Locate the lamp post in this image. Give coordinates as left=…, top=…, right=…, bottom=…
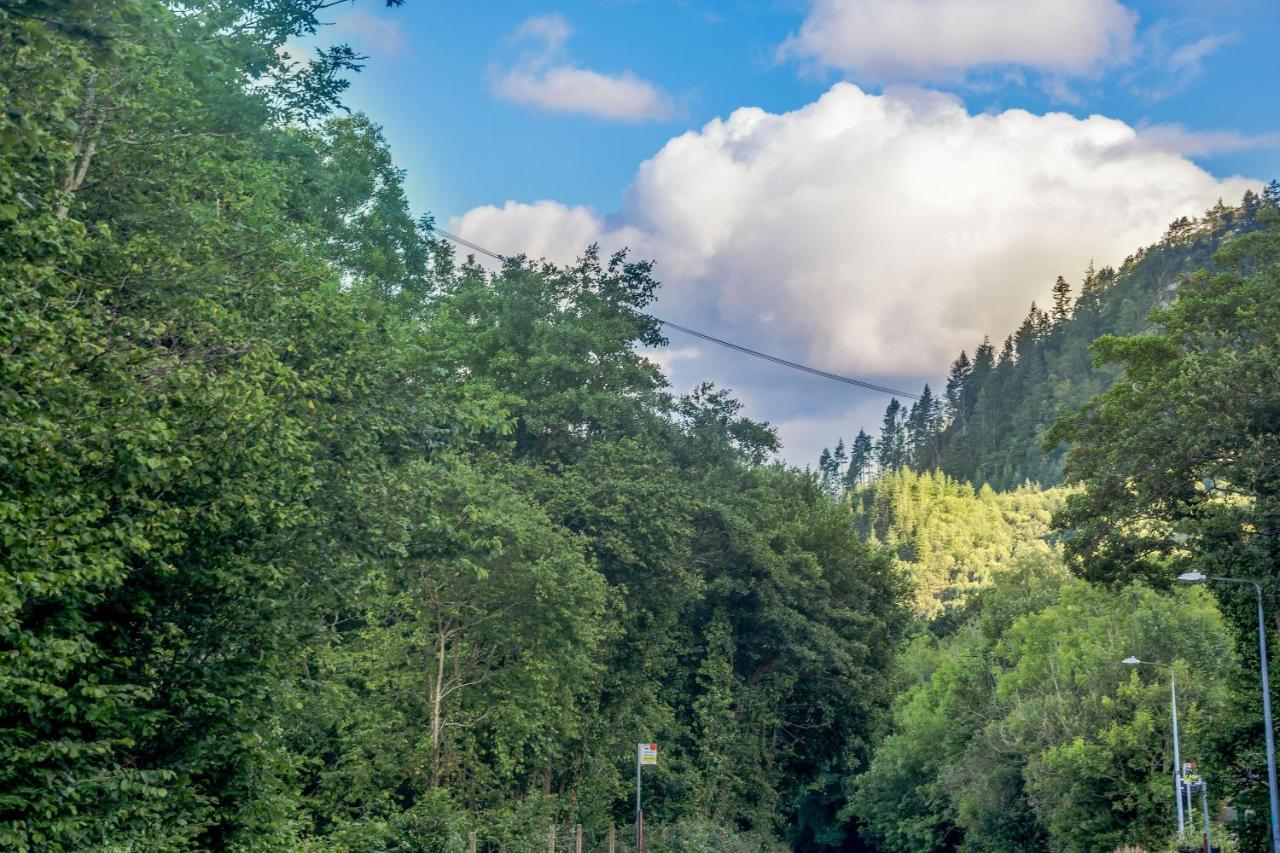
left=1179, top=571, right=1280, bottom=853
left=1124, top=656, right=1185, bottom=838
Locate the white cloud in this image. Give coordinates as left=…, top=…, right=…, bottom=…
left=1165, top=33, right=1233, bottom=76
left=1137, top=123, right=1280, bottom=157
left=452, top=83, right=1256, bottom=458
left=1126, top=27, right=1236, bottom=101
left=491, top=14, right=676, bottom=122
left=780, top=0, right=1138, bottom=80
left=450, top=200, right=612, bottom=265
left=641, top=345, right=701, bottom=375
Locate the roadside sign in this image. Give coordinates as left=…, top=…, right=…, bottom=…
left=638, top=743, right=658, bottom=765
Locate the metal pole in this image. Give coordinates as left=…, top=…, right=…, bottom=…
left=635, top=745, right=643, bottom=853
left=1172, top=669, right=1185, bottom=838
left=1185, top=775, right=1194, bottom=831
left=1252, top=581, right=1280, bottom=853
left=1201, top=783, right=1212, bottom=853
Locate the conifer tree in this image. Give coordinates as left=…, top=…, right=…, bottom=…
left=944, top=352, right=972, bottom=420
left=1264, top=179, right=1280, bottom=211
left=846, top=429, right=873, bottom=488
left=907, top=385, right=941, bottom=471
left=1242, top=189, right=1261, bottom=220
left=876, top=399, right=906, bottom=472
left=999, top=336, right=1015, bottom=365
left=1051, top=275, right=1072, bottom=323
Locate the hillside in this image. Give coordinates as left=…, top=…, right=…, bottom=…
left=849, top=468, right=1064, bottom=622
left=820, top=185, right=1280, bottom=491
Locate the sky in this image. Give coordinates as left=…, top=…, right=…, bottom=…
left=306, top=0, right=1280, bottom=467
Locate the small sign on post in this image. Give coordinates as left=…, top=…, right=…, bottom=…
left=636, top=742, right=658, bottom=852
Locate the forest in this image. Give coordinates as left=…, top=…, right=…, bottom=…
left=2, top=1, right=1280, bottom=851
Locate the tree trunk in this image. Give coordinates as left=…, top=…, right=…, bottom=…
left=430, top=627, right=447, bottom=785
left=57, top=73, right=104, bottom=219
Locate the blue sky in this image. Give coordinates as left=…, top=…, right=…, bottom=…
left=313, top=0, right=1279, bottom=466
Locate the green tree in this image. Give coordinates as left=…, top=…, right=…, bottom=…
left=1050, top=215, right=1280, bottom=846
left=845, top=430, right=874, bottom=490
left=850, top=568, right=1236, bottom=853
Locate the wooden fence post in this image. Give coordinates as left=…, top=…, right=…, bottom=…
left=608, top=822, right=616, bottom=853
left=574, top=824, right=582, bottom=853
left=548, top=824, right=556, bottom=853
left=469, top=830, right=477, bottom=853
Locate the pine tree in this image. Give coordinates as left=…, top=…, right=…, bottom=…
left=999, top=335, right=1015, bottom=366
left=876, top=399, right=905, bottom=472
left=846, top=430, right=873, bottom=488
left=944, top=352, right=972, bottom=420
left=818, top=447, right=834, bottom=491
left=1242, top=189, right=1261, bottom=221
left=1264, top=179, right=1280, bottom=212
left=1030, top=302, right=1051, bottom=340
left=1051, top=276, right=1072, bottom=323
left=908, top=385, right=941, bottom=470
left=1014, top=305, right=1039, bottom=360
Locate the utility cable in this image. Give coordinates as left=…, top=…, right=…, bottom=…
left=650, top=317, right=921, bottom=400
left=431, top=227, right=928, bottom=403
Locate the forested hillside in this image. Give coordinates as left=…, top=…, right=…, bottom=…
left=0, top=3, right=908, bottom=849
left=820, top=187, right=1280, bottom=490
left=849, top=469, right=1063, bottom=621
left=847, top=210, right=1280, bottom=852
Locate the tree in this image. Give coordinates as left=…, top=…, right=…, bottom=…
left=1264, top=179, right=1280, bottom=212
left=850, top=568, right=1236, bottom=853
left=1051, top=275, right=1072, bottom=323
left=945, top=352, right=973, bottom=421
left=1050, top=221, right=1280, bottom=847
left=876, top=399, right=907, bottom=473
left=846, top=430, right=874, bottom=489
left=833, top=438, right=848, bottom=476
left=1050, top=224, right=1280, bottom=590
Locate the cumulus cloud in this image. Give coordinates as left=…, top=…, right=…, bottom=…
left=451, top=200, right=612, bottom=265
left=780, top=0, right=1137, bottom=80
left=452, top=84, right=1255, bottom=457
left=491, top=14, right=676, bottom=122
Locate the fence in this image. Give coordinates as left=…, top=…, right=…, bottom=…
left=465, top=821, right=775, bottom=853
left=467, top=823, right=625, bottom=853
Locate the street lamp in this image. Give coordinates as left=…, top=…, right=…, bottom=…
left=1123, top=656, right=1186, bottom=838
left=1179, top=570, right=1280, bottom=853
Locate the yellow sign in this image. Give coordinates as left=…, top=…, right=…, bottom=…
left=638, top=743, right=658, bottom=765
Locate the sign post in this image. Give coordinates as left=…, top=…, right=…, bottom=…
left=636, top=743, right=657, bottom=852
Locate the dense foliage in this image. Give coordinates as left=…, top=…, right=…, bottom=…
left=849, top=469, right=1064, bottom=621
left=5, top=2, right=1278, bottom=851
left=849, top=566, right=1236, bottom=853
left=0, top=2, right=909, bottom=848
left=843, top=205, right=1280, bottom=852
left=1051, top=208, right=1280, bottom=848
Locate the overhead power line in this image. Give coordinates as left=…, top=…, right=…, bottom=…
left=433, top=226, right=506, bottom=262
left=651, top=317, right=921, bottom=400
left=431, top=227, right=923, bottom=402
